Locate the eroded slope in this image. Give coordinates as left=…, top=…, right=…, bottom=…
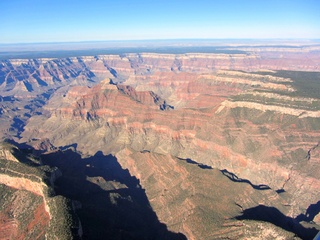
left=1, top=49, right=320, bottom=239
left=0, top=141, right=80, bottom=239
left=21, top=68, right=320, bottom=238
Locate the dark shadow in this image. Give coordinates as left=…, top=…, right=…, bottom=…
left=221, top=169, right=271, bottom=190
left=276, top=189, right=286, bottom=194
left=54, top=76, right=62, bottom=82
left=23, top=81, right=33, bottom=92
left=41, top=89, right=55, bottom=100
left=235, top=205, right=318, bottom=240
left=0, top=96, right=16, bottom=102
left=2, top=139, right=40, bottom=167
left=109, top=79, right=117, bottom=85
left=5, top=139, right=30, bottom=150
left=159, top=101, right=174, bottom=111
left=4, top=76, right=16, bottom=91
left=108, top=67, right=118, bottom=78
left=140, top=149, right=150, bottom=153
left=11, top=117, right=25, bottom=139
left=86, top=69, right=96, bottom=78
left=296, top=201, right=320, bottom=223
left=41, top=148, right=187, bottom=240
left=32, top=73, right=48, bottom=86
left=0, top=73, right=5, bottom=86
left=306, top=143, right=319, bottom=161
left=178, top=157, right=213, bottom=170
left=76, top=56, right=85, bottom=65
left=59, top=143, right=78, bottom=152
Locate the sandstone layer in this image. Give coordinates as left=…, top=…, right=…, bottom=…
left=0, top=47, right=319, bottom=239
left=1, top=50, right=319, bottom=98
left=0, top=141, right=80, bottom=239
left=22, top=70, right=320, bottom=238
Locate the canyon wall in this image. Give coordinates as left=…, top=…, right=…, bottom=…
left=21, top=68, right=320, bottom=239
left=0, top=142, right=80, bottom=240
left=0, top=47, right=320, bottom=238
left=1, top=50, right=319, bottom=97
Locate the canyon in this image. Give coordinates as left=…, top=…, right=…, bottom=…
left=0, top=44, right=320, bottom=239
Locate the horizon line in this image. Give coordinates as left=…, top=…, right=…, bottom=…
left=1, top=38, right=320, bottom=45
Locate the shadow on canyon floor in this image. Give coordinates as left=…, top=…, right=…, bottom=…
left=41, top=147, right=186, bottom=240
left=177, top=157, right=213, bottom=170
left=296, top=200, right=320, bottom=224
left=178, top=157, right=271, bottom=190
left=235, top=205, right=318, bottom=240
left=177, top=156, right=319, bottom=239
left=221, top=169, right=271, bottom=190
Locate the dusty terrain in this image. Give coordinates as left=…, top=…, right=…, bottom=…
left=0, top=44, right=320, bottom=239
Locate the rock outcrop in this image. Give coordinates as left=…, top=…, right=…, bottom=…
left=115, top=149, right=313, bottom=239
left=0, top=141, right=80, bottom=240
left=21, top=70, right=320, bottom=238
left=1, top=46, right=320, bottom=239
left=1, top=50, right=319, bottom=98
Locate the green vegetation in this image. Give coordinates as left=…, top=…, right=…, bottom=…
left=0, top=184, right=16, bottom=211
left=0, top=184, right=46, bottom=237
left=0, top=47, right=246, bottom=60
left=253, top=70, right=320, bottom=99
left=0, top=142, right=78, bottom=239
left=46, top=197, right=78, bottom=240
left=231, top=92, right=320, bottom=111
left=230, top=70, right=320, bottom=111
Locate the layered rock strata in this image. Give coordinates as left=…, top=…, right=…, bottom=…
left=1, top=48, right=320, bottom=239
left=0, top=142, right=80, bottom=239
left=1, top=50, right=319, bottom=98
left=22, top=72, right=320, bottom=236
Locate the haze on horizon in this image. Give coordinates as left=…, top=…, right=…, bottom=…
left=0, top=0, right=319, bottom=44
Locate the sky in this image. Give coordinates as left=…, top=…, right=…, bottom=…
left=0, top=0, right=319, bottom=43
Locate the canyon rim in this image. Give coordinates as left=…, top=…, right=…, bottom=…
left=0, top=41, right=320, bottom=239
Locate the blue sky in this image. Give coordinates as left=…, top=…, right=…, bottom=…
left=0, top=0, right=319, bottom=43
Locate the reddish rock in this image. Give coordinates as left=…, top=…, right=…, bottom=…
left=1, top=47, right=320, bottom=239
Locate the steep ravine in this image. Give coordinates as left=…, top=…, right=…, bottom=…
left=22, top=79, right=320, bottom=217
left=1, top=50, right=320, bottom=239
left=20, top=79, right=320, bottom=239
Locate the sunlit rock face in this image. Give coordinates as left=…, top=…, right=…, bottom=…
left=0, top=142, right=78, bottom=240
left=1, top=47, right=320, bottom=239
left=1, top=49, right=319, bottom=97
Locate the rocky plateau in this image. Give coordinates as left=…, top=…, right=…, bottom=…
left=0, top=45, right=320, bottom=239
